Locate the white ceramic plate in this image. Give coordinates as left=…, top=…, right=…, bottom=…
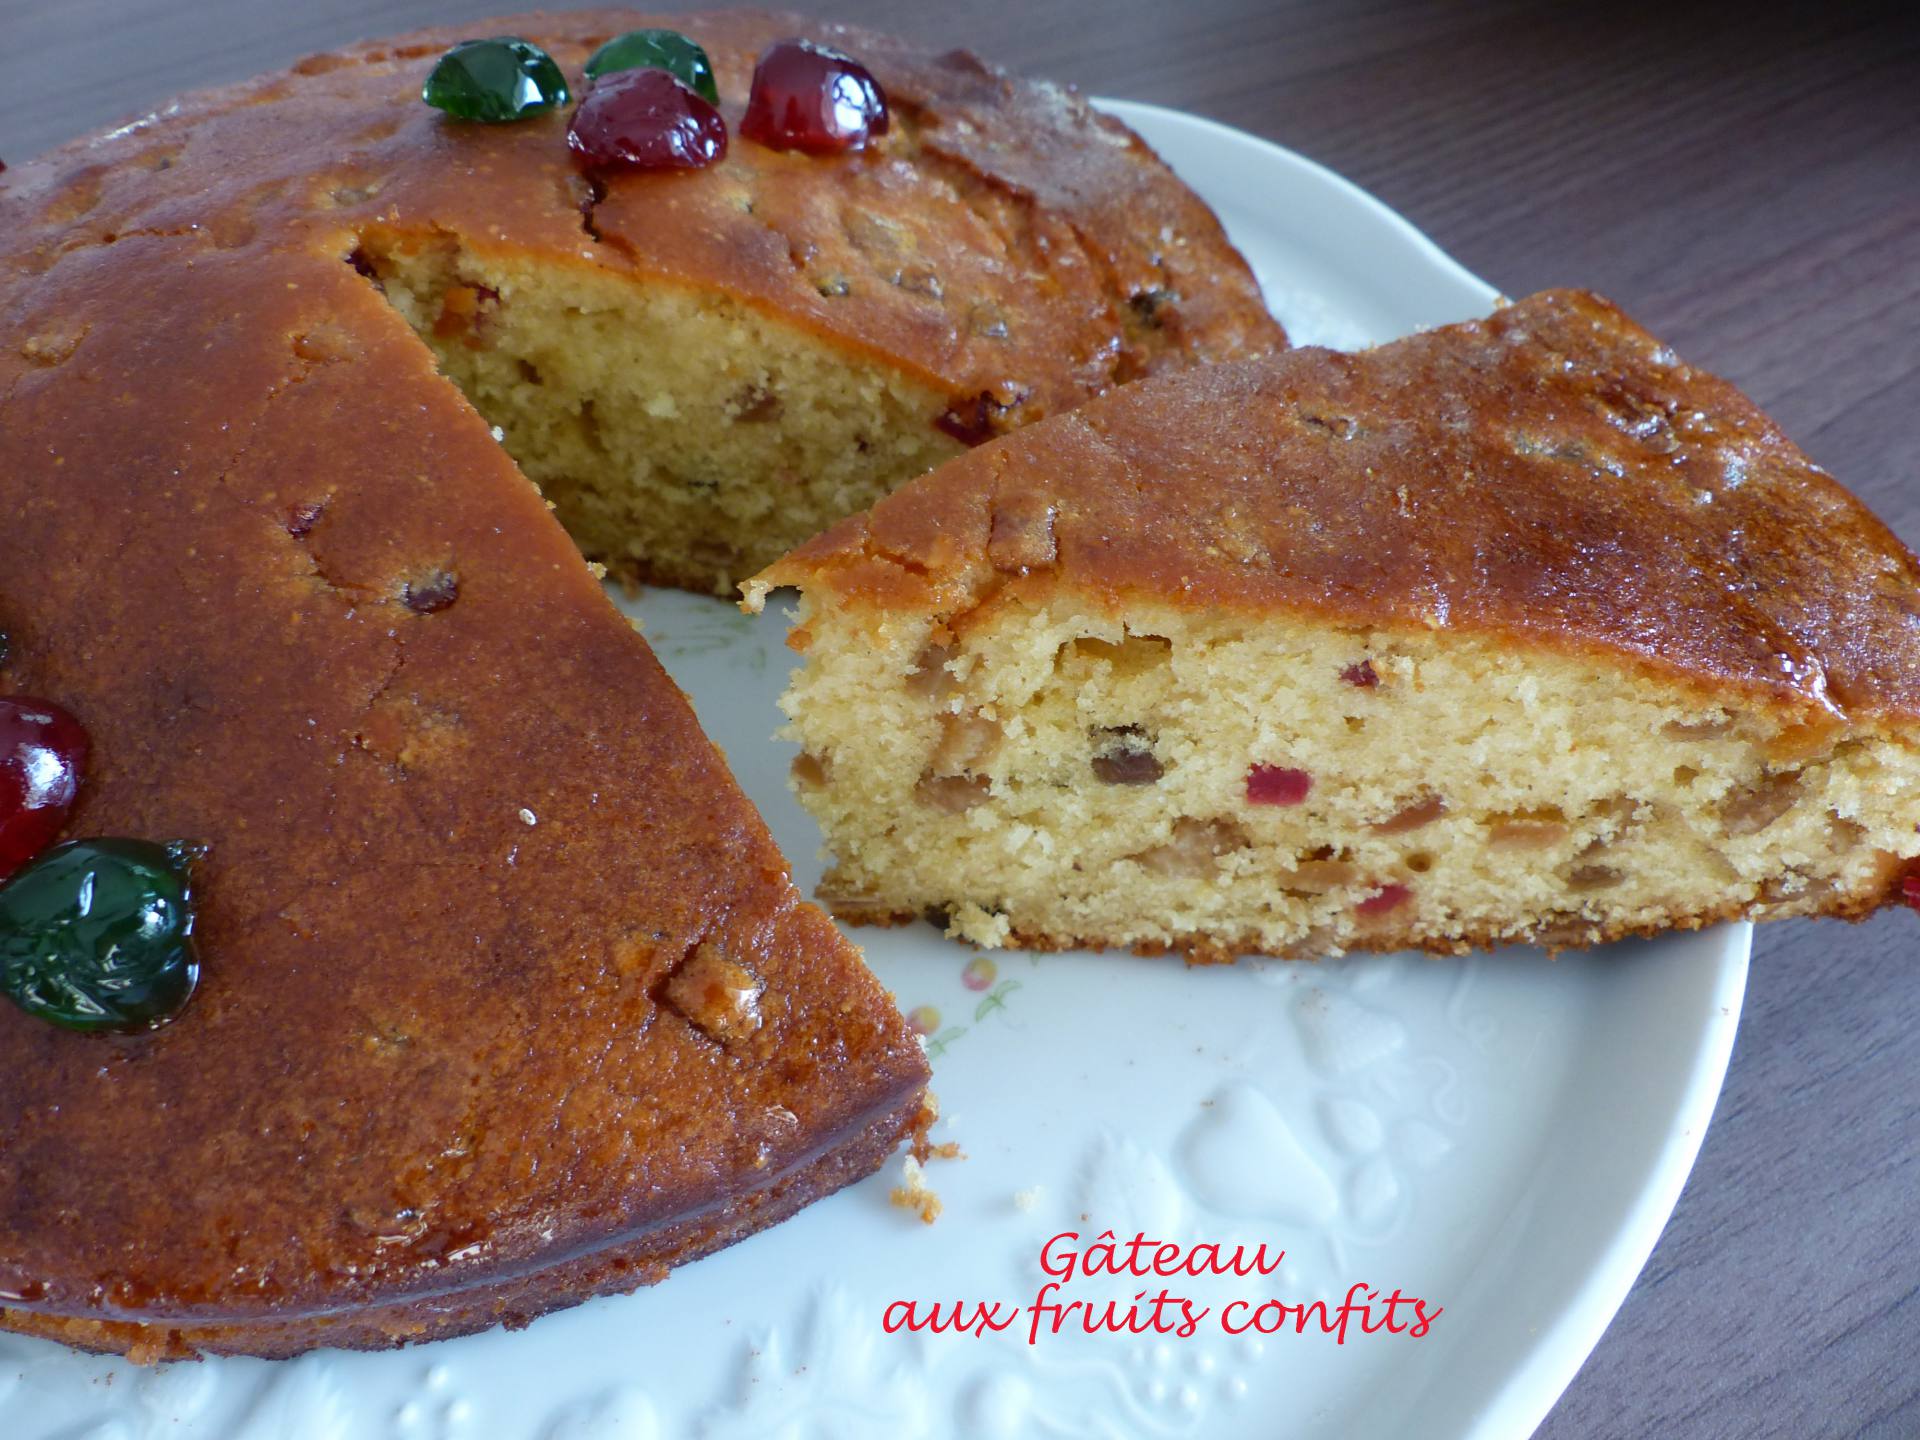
left=0, top=101, right=1748, bottom=1440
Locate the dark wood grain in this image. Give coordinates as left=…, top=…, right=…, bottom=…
left=3, top=1, right=1916, bottom=1434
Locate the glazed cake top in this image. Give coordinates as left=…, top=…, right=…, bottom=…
left=756, top=289, right=1920, bottom=726
left=1, top=8, right=1282, bottom=437
left=0, top=11, right=995, bottom=1334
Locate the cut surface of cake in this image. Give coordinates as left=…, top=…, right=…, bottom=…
left=3, top=9, right=1280, bottom=597
left=748, top=290, right=1920, bottom=960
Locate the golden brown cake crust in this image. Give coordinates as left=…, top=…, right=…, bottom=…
left=0, top=9, right=1280, bottom=440
left=0, top=11, right=1037, bottom=1360
left=826, top=868, right=1904, bottom=968
left=0, top=1100, right=921, bottom=1360
left=758, top=289, right=1920, bottom=727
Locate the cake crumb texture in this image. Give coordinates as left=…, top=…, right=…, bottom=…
left=890, top=1154, right=944, bottom=1225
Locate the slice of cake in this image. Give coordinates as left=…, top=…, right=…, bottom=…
left=748, top=290, right=1920, bottom=960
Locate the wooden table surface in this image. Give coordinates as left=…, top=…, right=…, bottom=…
left=4, top=1, right=1916, bottom=1434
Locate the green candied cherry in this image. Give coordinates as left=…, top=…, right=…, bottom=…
left=583, top=28, right=719, bottom=102
left=0, top=838, right=202, bottom=1033
left=423, top=37, right=571, bottom=122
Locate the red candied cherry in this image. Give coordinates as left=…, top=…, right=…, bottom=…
left=1340, top=660, right=1378, bottom=688
left=1, top=697, right=89, bottom=879
left=1356, top=883, right=1413, bottom=916
left=741, top=39, right=889, bottom=154
left=1247, top=764, right=1312, bottom=806
left=1902, top=869, right=1920, bottom=912
left=567, top=67, right=728, bottom=172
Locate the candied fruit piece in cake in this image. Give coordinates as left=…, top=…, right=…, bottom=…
left=748, top=289, right=1920, bottom=960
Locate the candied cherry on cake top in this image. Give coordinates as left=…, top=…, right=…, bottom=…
left=422, top=37, right=571, bottom=122
left=741, top=39, right=890, bottom=155
left=567, top=66, right=728, bottom=172
left=0, top=837, right=201, bottom=1033
left=0, top=697, right=88, bottom=880
left=583, top=27, right=719, bottom=102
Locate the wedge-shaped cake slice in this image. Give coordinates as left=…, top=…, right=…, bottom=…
left=749, top=290, right=1920, bottom=959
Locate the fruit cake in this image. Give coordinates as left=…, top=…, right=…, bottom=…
left=0, top=5, right=1280, bottom=1360
left=5, top=7, right=1276, bottom=598
left=6, top=6, right=1288, bottom=1361
left=748, top=290, right=1920, bottom=960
